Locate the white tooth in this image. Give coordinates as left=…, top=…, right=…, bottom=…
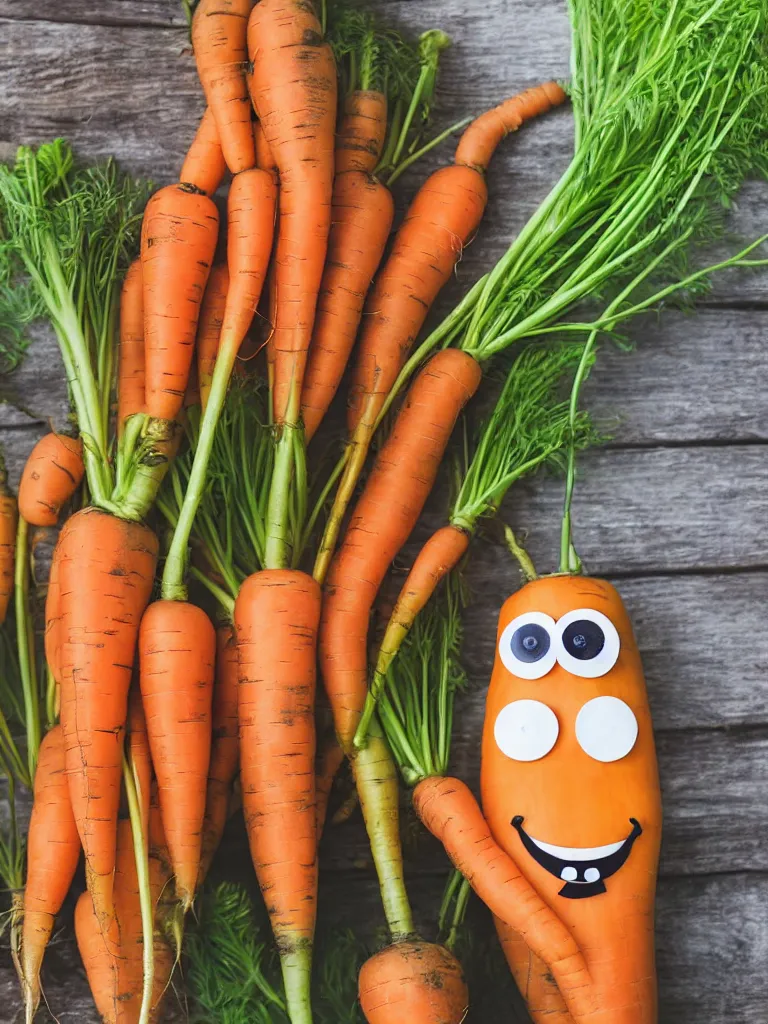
left=530, top=836, right=624, bottom=861
left=560, top=866, right=578, bottom=882
left=584, top=867, right=601, bottom=883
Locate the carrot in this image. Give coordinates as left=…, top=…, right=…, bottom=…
left=141, top=184, right=219, bottom=422
left=315, top=730, right=345, bottom=839
left=196, top=264, right=230, bottom=413
left=17, top=433, right=84, bottom=527
left=319, top=349, right=482, bottom=751
left=118, top=259, right=146, bottom=435
left=481, top=575, right=662, bottom=1023
left=234, top=568, right=321, bottom=1024
left=199, top=624, right=240, bottom=883
left=358, top=941, right=468, bottom=1024
left=247, top=0, right=337, bottom=425
left=335, top=91, right=389, bottom=175
left=21, top=726, right=81, bottom=1023
left=139, top=600, right=215, bottom=908
left=0, top=458, right=17, bottom=625
left=57, top=508, right=159, bottom=923
left=180, top=106, right=227, bottom=196
left=253, top=119, right=277, bottom=177
left=43, top=536, right=61, bottom=692
left=495, top=917, right=574, bottom=1024
left=192, top=0, right=256, bottom=175
left=127, top=689, right=152, bottom=839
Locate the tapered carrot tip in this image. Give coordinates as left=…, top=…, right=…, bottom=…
left=359, top=941, right=469, bottom=1024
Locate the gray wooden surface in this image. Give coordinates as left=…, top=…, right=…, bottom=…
left=2, top=1, right=768, bottom=1021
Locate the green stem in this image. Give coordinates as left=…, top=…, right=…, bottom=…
left=503, top=524, right=538, bottom=583
left=445, top=877, right=471, bottom=952
left=122, top=756, right=155, bottom=1024
left=15, top=517, right=40, bottom=780
left=386, top=117, right=471, bottom=188
left=189, top=566, right=236, bottom=617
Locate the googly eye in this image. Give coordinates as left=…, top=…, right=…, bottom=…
left=498, top=611, right=557, bottom=680
left=575, top=696, right=638, bottom=762
left=494, top=700, right=560, bottom=762
left=554, top=608, right=620, bottom=679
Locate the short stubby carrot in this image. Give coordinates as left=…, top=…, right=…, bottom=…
left=234, top=568, right=321, bottom=1024
left=319, top=350, right=482, bottom=750
left=495, top=917, right=574, bottom=1024
left=196, top=263, right=230, bottom=413
left=57, top=508, right=158, bottom=923
left=118, top=258, right=145, bottom=434
left=141, top=184, right=219, bottom=422
left=139, top=600, right=215, bottom=909
left=21, top=725, right=81, bottom=1022
left=0, top=467, right=17, bottom=625
left=180, top=107, right=227, bottom=196
left=247, top=0, right=336, bottom=424
left=358, top=941, right=469, bottom=1024
left=335, top=90, right=388, bottom=175
left=192, top=0, right=256, bottom=175
left=18, top=433, right=84, bottom=527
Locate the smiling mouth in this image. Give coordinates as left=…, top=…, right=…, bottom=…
left=511, top=816, right=643, bottom=900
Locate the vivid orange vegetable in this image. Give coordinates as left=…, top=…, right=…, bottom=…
left=495, top=917, right=573, bottom=1024
left=18, top=433, right=84, bottom=527
left=127, top=689, right=152, bottom=838
left=118, top=259, right=146, bottom=434
left=0, top=463, right=17, bottom=625
left=358, top=941, right=468, bottom=1024
left=196, top=264, right=230, bottom=413
left=180, top=106, right=227, bottom=196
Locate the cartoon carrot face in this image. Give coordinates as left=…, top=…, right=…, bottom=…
left=481, top=574, right=662, bottom=1024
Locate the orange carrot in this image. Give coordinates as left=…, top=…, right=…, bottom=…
left=57, top=508, right=158, bottom=923
left=335, top=91, right=388, bottom=175
left=21, top=726, right=81, bottom=1021
left=127, top=689, right=152, bottom=838
left=43, top=537, right=61, bottom=690
left=139, top=600, right=215, bottom=908
left=180, top=106, right=227, bottom=196
left=141, top=184, right=219, bottom=422
left=17, top=433, right=84, bottom=527
left=0, top=462, right=17, bottom=625
left=253, top=119, right=277, bottom=177
left=495, top=918, right=574, bottom=1024
left=358, top=941, right=468, bottom=1024
left=192, top=0, right=256, bottom=175
left=234, top=568, right=321, bottom=1024
left=199, top=624, right=240, bottom=883
left=196, top=264, right=230, bottom=413
left=247, top=0, right=337, bottom=424
left=118, top=259, right=146, bottom=434
left=319, top=349, right=481, bottom=750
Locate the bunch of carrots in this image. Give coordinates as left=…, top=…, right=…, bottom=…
left=2, top=0, right=768, bottom=1021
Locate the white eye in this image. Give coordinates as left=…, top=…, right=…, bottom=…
left=498, top=611, right=557, bottom=680
left=575, top=696, right=638, bottom=762
left=554, top=608, right=620, bottom=679
left=494, top=700, right=559, bottom=762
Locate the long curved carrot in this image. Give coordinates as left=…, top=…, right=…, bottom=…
left=196, top=264, right=230, bottom=413
left=0, top=460, right=17, bottom=625
left=57, top=508, right=158, bottom=923
left=21, top=725, right=81, bottom=1023
left=141, top=184, right=219, bottom=422
left=192, top=0, right=256, bottom=175
left=199, top=624, right=240, bottom=883
left=118, top=259, right=145, bottom=435
left=234, top=568, right=321, bottom=1024
left=495, top=917, right=574, bottom=1024
left=180, top=106, right=227, bottom=196
left=17, top=433, right=84, bottom=527
left=358, top=940, right=468, bottom=1024
left=139, top=600, right=215, bottom=909
left=319, top=349, right=482, bottom=751
left=247, top=0, right=337, bottom=425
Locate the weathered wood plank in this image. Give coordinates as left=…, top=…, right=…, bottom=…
left=0, top=0, right=186, bottom=27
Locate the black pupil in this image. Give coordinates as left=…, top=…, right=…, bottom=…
left=563, top=619, right=605, bottom=661
left=511, top=623, right=550, bottom=663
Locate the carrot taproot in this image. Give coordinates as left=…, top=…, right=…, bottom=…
left=139, top=600, right=215, bottom=909
left=118, top=259, right=146, bottom=435
left=0, top=461, right=17, bottom=625
left=141, top=184, right=219, bottom=422
left=234, top=568, right=321, bottom=1024
left=315, top=730, right=345, bottom=839
left=196, top=264, right=230, bottom=413
left=358, top=941, right=468, bottom=1024
left=127, top=689, right=152, bottom=840
left=57, top=508, right=158, bottom=923
left=494, top=917, right=574, bottom=1024
left=17, top=433, right=84, bottom=528
left=21, top=725, right=81, bottom=1023
left=180, top=106, right=227, bottom=196
left=192, top=0, right=256, bottom=175
left=481, top=575, right=662, bottom=1024
left=319, top=349, right=482, bottom=750
left=247, top=0, right=337, bottom=425
left=199, top=624, right=240, bottom=883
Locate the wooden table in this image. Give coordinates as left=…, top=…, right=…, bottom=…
left=2, top=1, right=768, bottom=1020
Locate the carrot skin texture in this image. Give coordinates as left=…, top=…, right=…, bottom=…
left=234, top=569, right=321, bottom=1024
left=21, top=725, right=81, bottom=1017
left=139, top=600, right=215, bottom=907
left=141, top=184, right=219, bottom=421
left=359, top=941, right=468, bottom=1024
left=127, top=689, right=153, bottom=838
left=300, top=171, right=394, bottom=441
left=180, top=106, right=228, bottom=195
left=495, top=917, right=574, bottom=1024
left=18, top=433, right=84, bottom=527
left=315, top=732, right=345, bottom=839
left=335, top=91, right=388, bottom=175
left=247, top=0, right=337, bottom=423
left=320, top=350, right=482, bottom=749
left=0, top=484, right=17, bottom=626
left=196, top=264, right=230, bottom=413
left=118, top=259, right=146, bottom=434
left=57, top=509, right=158, bottom=923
